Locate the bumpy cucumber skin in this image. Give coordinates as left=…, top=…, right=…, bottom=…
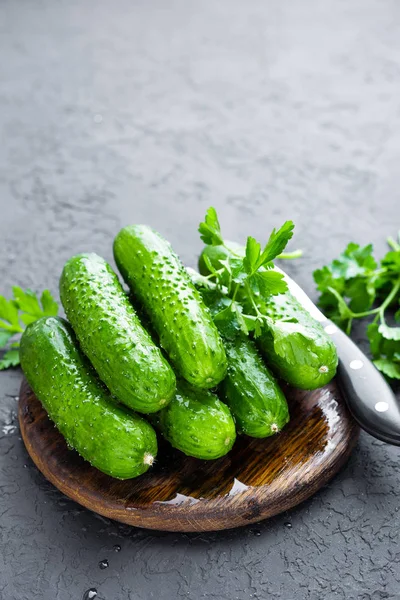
left=20, top=317, right=158, bottom=479
left=156, top=381, right=236, bottom=459
left=222, top=337, right=289, bottom=437
left=199, top=244, right=338, bottom=390
left=60, top=253, right=176, bottom=414
left=113, top=225, right=228, bottom=389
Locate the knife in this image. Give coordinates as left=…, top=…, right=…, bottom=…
left=276, top=266, right=400, bottom=446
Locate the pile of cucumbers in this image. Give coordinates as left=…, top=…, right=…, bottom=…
left=20, top=224, right=338, bottom=480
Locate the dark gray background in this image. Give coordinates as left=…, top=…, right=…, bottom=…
left=1, top=1, right=400, bottom=599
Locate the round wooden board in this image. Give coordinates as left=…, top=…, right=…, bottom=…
left=18, top=377, right=359, bottom=532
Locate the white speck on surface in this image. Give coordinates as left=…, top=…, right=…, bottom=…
left=375, top=402, right=389, bottom=412
left=93, top=113, right=103, bottom=123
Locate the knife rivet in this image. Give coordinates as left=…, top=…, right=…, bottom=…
left=375, top=402, right=389, bottom=412
left=324, top=324, right=337, bottom=334
left=350, top=360, right=363, bottom=370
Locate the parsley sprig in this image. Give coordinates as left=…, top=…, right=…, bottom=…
left=313, top=234, right=400, bottom=379
left=0, top=288, right=58, bottom=370
left=198, top=207, right=298, bottom=337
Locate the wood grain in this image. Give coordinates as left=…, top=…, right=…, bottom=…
left=18, top=377, right=359, bottom=532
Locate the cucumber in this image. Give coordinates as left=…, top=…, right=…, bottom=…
left=222, top=336, right=289, bottom=437
left=60, top=253, right=176, bottom=414
left=256, top=293, right=338, bottom=390
left=199, top=243, right=338, bottom=390
left=20, top=317, right=158, bottom=479
left=189, top=269, right=289, bottom=438
left=113, top=225, right=227, bottom=389
left=154, top=381, right=236, bottom=459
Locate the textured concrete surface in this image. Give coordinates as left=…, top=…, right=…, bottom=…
left=1, top=0, right=400, bottom=598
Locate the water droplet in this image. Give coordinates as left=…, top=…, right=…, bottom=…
left=251, top=529, right=261, bottom=536
left=98, top=559, right=109, bottom=569
left=83, top=589, right=97, bottom=600
left=113, top=544, right=121, bottom=552
left=284, top=522, right=292, bottom=528
left=2, top=425, right=17, bottom=435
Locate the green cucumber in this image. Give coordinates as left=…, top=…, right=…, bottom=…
left=199, top=243, right=338, bottom=390
left=222, top=336, right=289, bottom=437
left=20, top=317, right=157, bottom=479
left=113, top=225, right=227, bottom=388
left=60, top=253, right=176, bottom=414
left=256, top=293, right=338, bottom=390
left=189, top=269, right=289, bottom=438
left=155, top=381, right=236, bottom=459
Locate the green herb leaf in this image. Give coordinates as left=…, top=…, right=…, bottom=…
left=373, top=358, right=400, bottom=380
left=198, top=207, right=224, bottom=246
left=212, top=302, right=240, bottom=340
left=0, top=331, right=13, bottom=348
left=13, top=287, right=58, bottom=319
left=252, top=318, right=265, bottom=338
left=0, top=288, right=59, bottom=371
left=378, top=323, right=400, bottom=341
left=243, top=237, right=261, bottom=275
left=0, top=296, right=21, bottom=332
left=367, top=322, right=400, bottom=362
left=252, top=270, right=288, bottom=296
left=229, top=257, right=245, bottom=283
left=232, top=302, right=249, bottom=335
left=314, top=233, right=400, bottom=379
left=0, top=349, right=20, bottom=370
left=12, top=286, right=42, bottom=316
left=331, top=242, right=377, bottom=279
left=256, top=221, right=294, bottom=268
left=346, top=277, right=376, bottom=313
left=381, top=250, right=400, bottom=273
left=242, top=314, right=259, bottom=334
left=40, top=290, right=59, bottom=315
left=198, top=211, right=298, bottom=351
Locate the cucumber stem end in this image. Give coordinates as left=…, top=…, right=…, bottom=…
left=143, top=453, right=155, bottom=466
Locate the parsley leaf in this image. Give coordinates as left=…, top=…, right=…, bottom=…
left=243, top=237, right=261, bottom=275
left=197, top=208, right=297, bottom=341
left=373, top=358, right=400, bottom=380
left=378, top=323, right=400, bottom=341
left=256, top=221, right=295, bottom=269
left=0, top=296, right=21, bottom=332
left=40, top=290, right=59, bottom=315
left=0, top=331, right=13, bottom=348
left=0, top=288, right=59, bottom=371
left=331, top=242, right=377, bottom=279
left=251, top=270, right=287, bottom=297
left=314, top=236, right=400, bottom=379
left=198, top=207, right=223, bottom=246
left=0, top=349, right=20, bottom=371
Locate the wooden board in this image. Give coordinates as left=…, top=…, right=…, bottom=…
left=18, top=377, right=359, bottom=532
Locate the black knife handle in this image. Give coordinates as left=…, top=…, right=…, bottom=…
left=322, top=319, right=400, bottom=445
